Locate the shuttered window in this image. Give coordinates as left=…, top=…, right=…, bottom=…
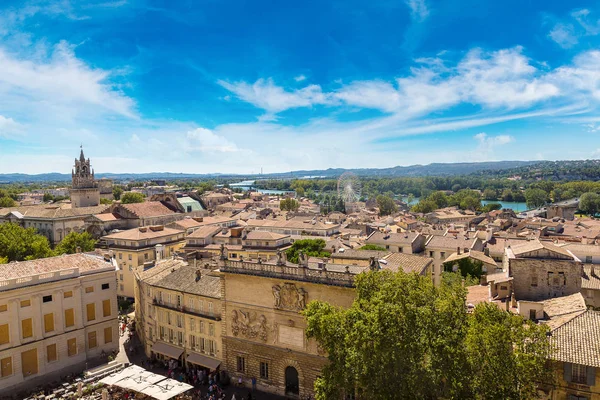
left=102, top=299, right=111, bottom=317
left=0, top=304, right=7, bottom=312
left=104, top=327, right=113, bottom=344
left=85, top=286, right=94, bottom=293
left=46, top=344, right=57, bottom=362
left=44, top=313, right=54, bottom=333
left=21, top=348, right=38, bottom=377
left=88, top=331, right=97, bottom=349
left=86, top=303, right=95, bottom=322
left=22, top=318, right=33, bottom=339
left=20, top=299, right=30, bottom=308
left=0, top=324, right=9, bottom=345
left=65, top=309, right=75, bottom=328
left=67, top=338, right=77, bottom=357
left=0, top=357, right=11, bottom=377
left=63, top=291, right=73, bottom=298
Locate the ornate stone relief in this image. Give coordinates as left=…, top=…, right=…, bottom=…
left=272, top=282, right=307, bottom=311
left=231, top=309, right=268, bottom=342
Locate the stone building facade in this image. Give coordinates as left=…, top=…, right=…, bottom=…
left=0, top=254, right=118, bottom=395
left=219, top=257, right=357, bottom=398
left=506, top=241, right=583, bottom=302
left=134, top=259, right=223, bottom=373
left=70, top=148, right=100, bottom=208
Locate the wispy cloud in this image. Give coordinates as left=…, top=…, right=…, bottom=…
left=0, top=40, right=136, bottom=121
left=294, top=74, right=306, bottom=82
left=548, top=8, right=600, bottom=48
left=220, top=47, right=564, bottom=119
left=548, top=23, right=578, bottom=48
left=405, top=0, right=429, bottom=22
left=0, top=115, right=22, bottom=139
left=217, top=78, right=332, bottom=115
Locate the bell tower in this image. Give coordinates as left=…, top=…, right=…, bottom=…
left=70, top=146, right=100, bottom=208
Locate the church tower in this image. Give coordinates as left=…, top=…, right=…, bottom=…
left=70, top=147, right=100, bottom=208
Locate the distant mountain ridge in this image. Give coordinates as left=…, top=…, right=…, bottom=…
left=0, top=160, right=540, bottom=183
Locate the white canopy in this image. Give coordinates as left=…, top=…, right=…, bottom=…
left=112, top=370, right=165, bottom=392
left=139, top=378, right=193, bottom=400
left=100, top=366, right=193, bottom=400
left=99, top=365, right=145, bottom=385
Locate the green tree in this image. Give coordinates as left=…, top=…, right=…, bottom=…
left=579, top=192, right=600, bottom=215
left=376, top=195, right=397, bottom=216
left=121, top=192, right=145, bottom=204
left=524, top=188, right=548, bottom=209
left=43, top=193, right=53, bottom=202
left=483, top=188, right=497, bottom=200
left=112, top=186, right=124, bottom=200
left=295, top=186, right=305, bottom=198
left=428, top=191, right=449, bottom=208
left=304, top=270, right=471, bottom=400
left=481, top=202, right=502, bottom=213
left=55, top=232, right=97, bottom=255
left=406, top=193, right=415, bottom=205
left=358, top=244, right=387, bottom=251
left=280, top=198, right=300, bottom=211
left=305, top=270, right=553, bottom=400
left=0, top=256, right=6, bottom=264
left=100, top=198, right=113, bottom=205
left=285, top=239, right=330, bottom=263
left=466, top=303, right=552, bottom=400
left=501, top=188, right=514, bottom=202
left=0, top=196, right=16, bottom=208
left=411, top=198, right=437, bottom=214
left=443, top=257, right=484, bottom=280
left=0, top=223, right=55, bottom=262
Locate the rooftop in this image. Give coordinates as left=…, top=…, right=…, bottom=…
left=381, top=252, right=433, bottom=274
left=0, top=204, right=109, bottom=219
left=115, top=201, right=176, bottom=218
left=550, top=310, right=600, bottom=368
left=104, top=226, right=183, bottom=241
left=366, top=231, right=420, bottom=246
left=146, top=263, right=221, bottom=298
left=0, top=253, right=114, bottom=281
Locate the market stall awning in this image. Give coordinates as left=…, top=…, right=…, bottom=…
left=139, top=378, right=193, bottom=400
left=151, top=341, right=184, bottom=359
left=99, top=365, right=145, bottom=385
left=186, top=352, right=221, bottom=370
left=112, top=370, right=165, bottom=392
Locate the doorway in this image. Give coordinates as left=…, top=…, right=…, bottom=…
left=285, top=366, right=299, bottom=396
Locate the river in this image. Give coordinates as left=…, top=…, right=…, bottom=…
left=401, top=197, right=528, bottom=212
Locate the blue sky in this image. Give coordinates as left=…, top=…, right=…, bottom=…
left=1, top=0, right=600, bottom=174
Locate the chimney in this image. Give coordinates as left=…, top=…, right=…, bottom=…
left=591, top=265, right=596, bottom=277
left=484, top=248, right=490, bottom=257
left=195, top=270, right=202, bottom=282
left=155, top=244, right=164, bottom=262
left=457, top=247, right=461, bottom=255
left=76, top=246, right=82, bottom=254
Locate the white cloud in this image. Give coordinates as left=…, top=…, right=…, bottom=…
left=474, top=132, right=513, bottom=147
left=0, top=41, right=136, bottom=120
left=405, top=0, right=429, bottom=22
left=572, top=9, right=600, bottom=35
left=294, top=74, right=306, bottom=82
left=217, top=78, right=332, bottom=115
left=0, top=115, right=22, bottom=138
left=548, top=23, right=578, bottom=48
left=185, top=128, right=239, bottom=153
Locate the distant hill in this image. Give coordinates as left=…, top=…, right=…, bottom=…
left=0, top=160, right=541, bottom=183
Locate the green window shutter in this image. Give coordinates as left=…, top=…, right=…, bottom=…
left=587, top=366, right=596, bottom=387
left=563, top=363, right=572, bottom=383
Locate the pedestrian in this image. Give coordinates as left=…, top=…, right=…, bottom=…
left=251, top=377, right=256, bottom=391
left=231, top=395, right=236, bottom=400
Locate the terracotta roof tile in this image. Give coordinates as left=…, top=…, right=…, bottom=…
left=550, top=310, right=600, bottom=368
left=0, top=253, right=113, bottom=280
left=119, top=201, right=176, bottom=218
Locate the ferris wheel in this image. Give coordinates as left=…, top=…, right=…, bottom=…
left=337, top=172, right=362, bottom=203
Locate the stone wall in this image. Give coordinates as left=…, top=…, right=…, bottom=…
left=510, top=259, right=582, bottom=301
